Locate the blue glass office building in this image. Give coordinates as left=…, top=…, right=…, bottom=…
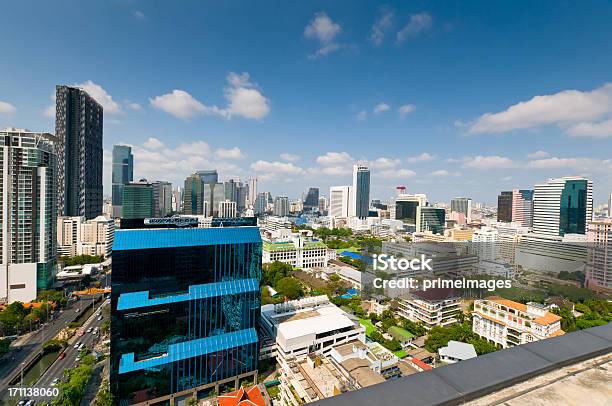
left=110, top=227, right=262, bottom=405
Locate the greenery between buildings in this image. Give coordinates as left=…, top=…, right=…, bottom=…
left=53, top=352, right=96, bottom=405
left=59, top=254, right=104, bottom=266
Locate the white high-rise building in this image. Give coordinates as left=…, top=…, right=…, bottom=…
left=586, top=219, right=612, bottom=293
left=218, top=200, right=237, bottom=218
left=511, top=189, right=534, bottom=227
left=58, top=216, right=115, bottom=258
left=1, top=129, right=58, bottom=303
left=273, top=196, right=290, bottom=217
left=532, top=176, right=593, bottom=236
left=608, top=193, right=612, bottom=218
left=389, top=193, right=427, bottom=225
left=351, top=164, right=370, bottom=219
left=248, top=178, right=258, bottom=206
left=329, top=186, right=352, bottom=218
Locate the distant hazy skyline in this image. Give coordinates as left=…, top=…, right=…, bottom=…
left=1, top=1, right=612, bottom=203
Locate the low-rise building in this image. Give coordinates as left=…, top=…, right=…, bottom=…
left=329, top=340, right=400, bottom=388
left=57, top=215, right=114, bottom=258
left=438, top=340, right=477, bottom=363
left=397, top=288, right=461, bottom=330
left=472, top=297, right=564, bottom=348
left=262, top=234, right=329, bottom=268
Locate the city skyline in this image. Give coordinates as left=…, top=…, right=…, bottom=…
left=1, top=1, right=612, bottom=203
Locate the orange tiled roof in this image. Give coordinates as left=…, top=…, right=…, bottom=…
left=411, top=357, right=433, bottom=371
left=549, top=329, right=565, bottom=337
left=218, top=386, right=266, bottom=406
left=485, top=297, right=527, bottom=312
left=534, top=312, right=562, bottom=325
left=474, top=311, right=507, bottom=326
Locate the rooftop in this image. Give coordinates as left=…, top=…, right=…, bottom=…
left=439, top=340, right=477, bottom=361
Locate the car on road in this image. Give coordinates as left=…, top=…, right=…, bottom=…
left=97, top=315, right=103, bottom=321
left=75, top=355, right=80, bottom=362
left=78, top=330, right=85, bottom=336
left=86, top=327, right=92, bottom=333
left=74, top=341, right=80, bottom=349
left=58, top=352, right=66, bottom=360
left=51, top=378, right=60, bottom=386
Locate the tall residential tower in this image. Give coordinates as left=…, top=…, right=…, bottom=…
left=111, top=145, right=133, bottom=218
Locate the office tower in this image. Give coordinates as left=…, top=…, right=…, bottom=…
left=273, top=196, right=289, bottom=217
left=151, top=181, right=173, bottom=217
left=1, top=129, right=58, bottom=303
left=416, top=206, right=445, bottom=235
left=304, top=187, right=319, bottom=210
left=172, top=187, right=183, bottom=213
left=532, top=177, right=593, bottom=236
left=390, top=194, right=427, bottom=225
left=586, top=219, right=612, bottom=293
left=111, top=145, right=133, bottom=218
left=224, top=179, right=238, bottom=202
left=512, top=189, right=534, bottom=227
left=451, top=197, right=472, bottom=223
left=121, top=181, right=154, bottom=219
left=183, top=173, right=204, bottom=215
left=318, top=196, right=328, bottom=213
left=248, top=178, right=258, bottom=206
left=110, top=226, right=262, bottom=404
left=329, top=186, right=352, bottom=218
left=497, top=191, right=513, bottom=223
left=352, top=164, right=370, bottom=219
left=55, top=85, right=103, bottom=219
left=204, top=182, right=224, bottom=217
left=218, top=200, right=237, bottom=218
left=254, top=193, right=267, bottom=215
left=236, top=181, right=248, bottom=212
left=609, top=193, right=612, bottom=218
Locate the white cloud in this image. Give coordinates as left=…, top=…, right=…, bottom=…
left=374, top=103, right=391, bottom=114
left=43, top=93, right=56, bottom=118
left=527, top=150, right=550, bottom=159
left=407, top=152, right=436, bottom=163
left=469, top=83, right=612, bottom=134
left=527, top=157, right=612, bottom=171
left=429, top=170, right=450, bottom=177
left=304, top=12, right=343, bottom=58
left=280, top=153, right=300, bottom=162
left=133, top=10, right=145, bottom=19
left=126, top=102, right=142, bottom=111
left=76, top=80, right=121, bottom=114
left=308, top=165, right=352, bottom=177
left=396, top=13, right=432, bottom=43
left=143, top=137, right=164, bottom=149
left=378, top=168, right=417, bottom=179
left=567, top=118, right=612, bottom=138
left=371, top=10, right=394, bottom=46
left=251, top=160, right=305, bottom=180
left=0, top=101, right=16, bottom=114
left=398, top=104, right=416, bottom=118
left=150, top=90, right=212, bottom=120
left=368, top=157, right=400, bottom=170
left=316, top=151, right=353, bottom=166
left=216, top=147, right=245, bottom=160
left=462, top=155, right=516, bottom=170
left=304, top=12, right=341, bottom=43
left=356, top=110, right=368, bottom=121
left=150, top=72, right=269, bottom=120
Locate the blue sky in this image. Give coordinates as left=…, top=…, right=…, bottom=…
left=1, top=0, right=612, bottom=204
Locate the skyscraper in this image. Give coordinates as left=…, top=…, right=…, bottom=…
left=111, top=226, right=262, bottom=404
left=55, top=85, right=103, bottom=219
left=248, top=178, right=258, bottom=206
left=218, top=200, right=237, bottom=218
left=1, top=129, right=58, bottom=303
left=112, top=145, right=134, bottom=218
left=329, top=186, right=352, bottom=218
left=304, top=187, right=320, bottom=210
left=608, top=193, right=612, bottom=218
left=254, top=192, right=267, bottom=215
left=236, top=181, right=248, bottom=212
left=497, top=191, right=513, bottom=223
left=451, top=197, right=472, bottom=223
left=351, top=164, right=370, bottom=219
left=197, top=169, right=218, bottom=184
left=511, top=189, right=534, bottom=227
left=585, top=219, right=612, bottom=293
left=416, top=206, right=446, bottom=235
left=224, top=179, right=237, bottom=202
left=151, top=181, right=173, bottom=217
left=183, top=173, right=205, bottom=215
left=121, top=181, right=154, bottom=220
left=532, top=176, right=593, bottom=236
left=273, top=196, right=289, bottom=217
left=204, top=182, right=224, bottom=217
left=390, top=193, right=427, bottom=226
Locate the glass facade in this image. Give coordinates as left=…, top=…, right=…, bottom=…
left=395, top=200, right=419, bottom=224
left=560, top=179, right=588, bottom=236
left=110, top=227, right=262, bottom=405
left=112, top=145, right=134, bottom=207
left=497, top=191, right=513, bottom=223
left=354, top=167, right=370, bottom=219
left=122, top=183, right=154, bottom=219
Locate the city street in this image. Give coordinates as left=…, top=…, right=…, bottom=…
left=0, top=294, right=104, bottom=397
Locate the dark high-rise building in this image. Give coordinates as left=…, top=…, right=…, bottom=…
left=236, top=182, right=248, bottom=212
left=112, top=145, right=134, bottom=218
left=416, top=206, right=446, bottom=235
left=197, top=169, right=218, bottom=184
left=225, top=179, right=238, bottom=202
left=352, top=165, right=370, bottom=219
left=183, top=173, right=205, bottom=215
left=121, top=181, right=154, bottom=220
left=497, top=191, right=513, bottom=223
left=55, top=85, right=104, bottom=219
left=110, top=226, right=262, bottom=404
left=304, top=187, right=320, bottom=210
left=152, top=181, right=173, bottom=217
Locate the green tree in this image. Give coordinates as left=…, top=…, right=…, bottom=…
left=276, top=277, right=304, bottom=300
